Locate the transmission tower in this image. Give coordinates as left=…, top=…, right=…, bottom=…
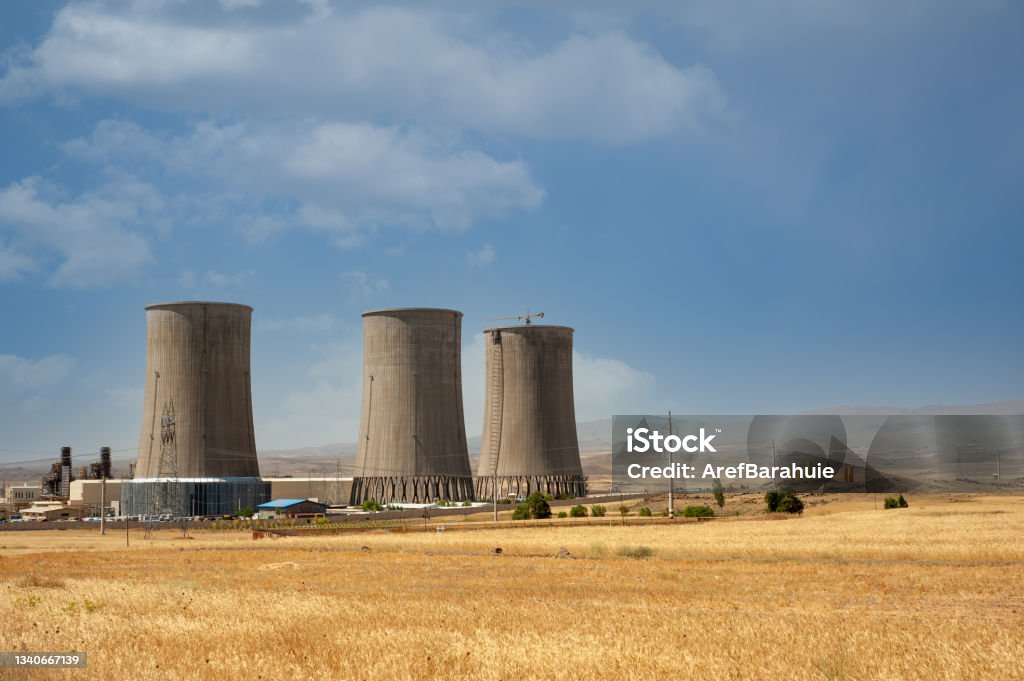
left=156, top=399, right=179, bottom=516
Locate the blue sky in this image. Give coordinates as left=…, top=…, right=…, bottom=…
left=0, top=0, right=1021, bottom=460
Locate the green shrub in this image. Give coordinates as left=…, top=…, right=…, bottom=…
left=638, top=507, right=652, bottom=517
left=590, top=505, right=607, bottom=517
left=557, top=511, right=568, bottom=518
left=618, top=505, right=630, bottom=517
left=361, top=499, right=382, bottom=512
left=511, top=505, right=530, bottom=520
left=884, top=497, right=898, bottom=509
left=569, top=505, right=588, bottom=518
left=683, top=504, right=715, bottom=518
left=764, top=491, right=781, bottom=512
left=462, top=500, right=472, bottom=507
left=777, top=493, right=804, bottom=515
left=897, top=495, right=909, bottom=508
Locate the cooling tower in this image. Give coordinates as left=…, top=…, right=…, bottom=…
left=123, top=302, right=268, bottom=516
left=475, top=325, right=587, bottom=500
left=350, top=308, right=474, bottom=504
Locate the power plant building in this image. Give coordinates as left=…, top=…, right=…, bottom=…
left=350, top=308, right=475, bottom=504
left=475, top=325, right=587, bottom=499
left=122, top=302, right=269, bottom=516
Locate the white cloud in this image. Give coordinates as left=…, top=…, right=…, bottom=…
left=0, top=353, right=77, bottom=400
left=256, top=313, right=336, bottom=333
left=67, top=119, right=545, bottom=237
left=466, top=244, right=495, bottom=269
left=571, top=350, right=660, bottom=420
left=105, top=386, right=143, bottom=409
left=0, top=176, right=155, bottom=287
left=258, top=335, right=364, bottom=448
left=340, top=270, right=389, bottom=303
left=0, top=241, right=35, bottom=281
left=1, top=3, right=726, bottom=143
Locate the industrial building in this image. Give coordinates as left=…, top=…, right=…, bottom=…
left=19, top=503, right=89, bottom=521
left=263, top=478, right=352, bottom=506
left=350, top=308, right=475, bottom=504
left=256, top=499, right=328, bottom=519
left=475, top=324, right=587, bottom=499
left=122, top=302, right=269, bottom=516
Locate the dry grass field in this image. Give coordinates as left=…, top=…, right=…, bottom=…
left=1, top=494, right=1022, bottom=680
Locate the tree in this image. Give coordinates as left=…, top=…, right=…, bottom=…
left=711, top=478, right=725, bottom=513
left=764, top=490, right=781, bottom=512
left=525, top=492, right=552, bottom=520
left=237, top=507, right=253, bottom=519
left=777, top=493, right=804, bottom=515
left=897, top=495, right=909, bottom=508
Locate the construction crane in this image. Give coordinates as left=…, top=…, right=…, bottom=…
left=486, top=309, right=545, bottom=325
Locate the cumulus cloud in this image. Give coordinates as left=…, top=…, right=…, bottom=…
left=0, top=176, right=155, bottom=287
left=340, top=270, right=390, bottom=303
left=0, top=241, right=35, bottom=281
left=466, top=244, right=496, bottom=269
left=1, top=3, right=726, bottom=142
left=67, top=119, right=545, bottom=238
left=571, top=350, right=660, bottom=420
left=0, top=354, right=77, bottom=407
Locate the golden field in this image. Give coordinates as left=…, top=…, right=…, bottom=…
left=1, top=494, right=1022, bottom=680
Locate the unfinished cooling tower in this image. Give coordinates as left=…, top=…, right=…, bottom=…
left=122, top=302, right=268, bottom=516
left=350, top=308, right=474, bottom=504
left=475, top=325, right=587, bottom=500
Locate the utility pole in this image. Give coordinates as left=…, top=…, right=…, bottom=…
left=995, top=450, right=1001, bottom=481
left=336, top=458, right=343, bottom=506
left=771, top=440, right=777, bottom=488
left=100, top=476, right=106, bottom=536
left=667, top=412, right=674, bottom=520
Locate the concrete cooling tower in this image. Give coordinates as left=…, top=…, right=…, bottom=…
left=122, top=302, right=268, bottom=517
left=350, top=308, right=474, bottom=504
left=475, top=325, right=587, bottom=500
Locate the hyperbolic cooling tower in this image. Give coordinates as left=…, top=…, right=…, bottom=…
left=350, top=308, right=474, bottom=504
left=134, top=302, right=260, bottom=479
left=475, top=325, right=587, bottom=499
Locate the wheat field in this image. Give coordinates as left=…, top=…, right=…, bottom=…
left=1, top=494, right=1022, bottom=680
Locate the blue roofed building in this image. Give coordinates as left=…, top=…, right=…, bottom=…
left=257, top=498, right=328, bottom=519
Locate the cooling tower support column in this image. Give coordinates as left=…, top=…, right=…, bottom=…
left=350, top=308, right=474, bottom=505
left=475, top=325, right=587, bottom=500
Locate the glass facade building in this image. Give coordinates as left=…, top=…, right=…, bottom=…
left=121, top=478, right=271, bottom=517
